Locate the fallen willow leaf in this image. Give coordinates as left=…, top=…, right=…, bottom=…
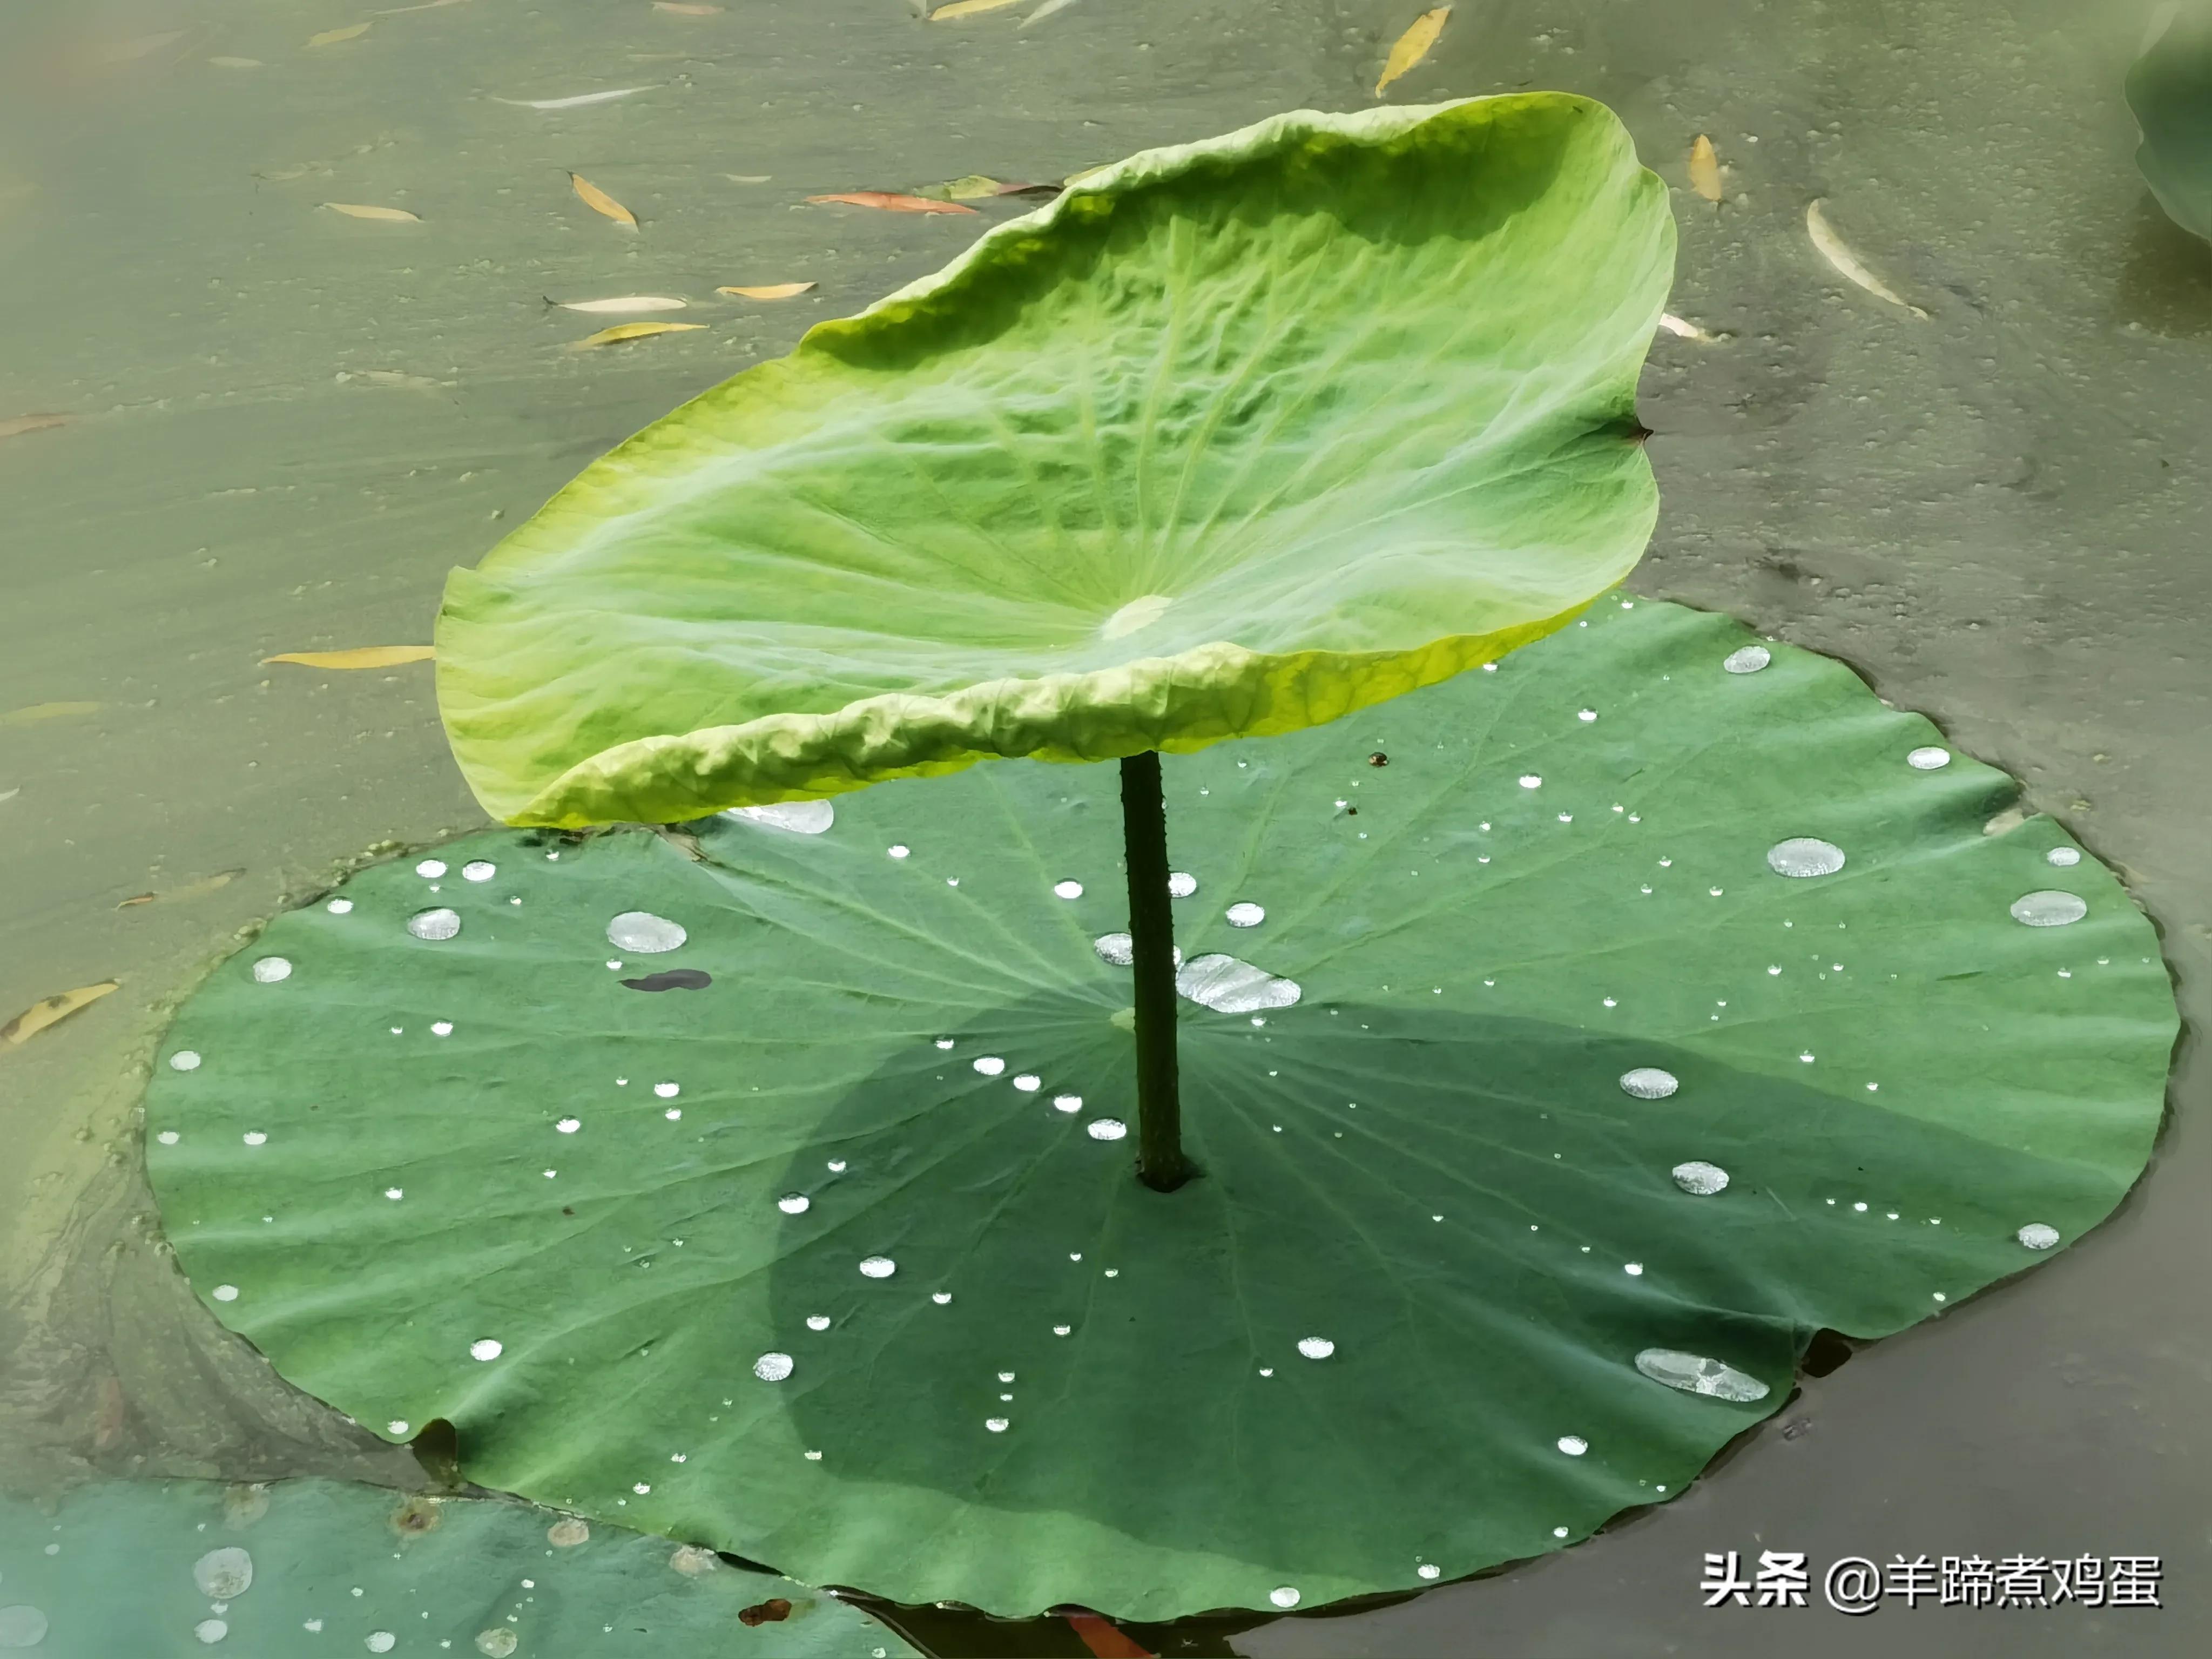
left=3, top=982, right=119, bottom=1046
left=1020, top=0, right=1083, bottom=28
left=805, top=192, right=979, bottom=215
left=0, top=788, right=18, bottom=805
left=1805, top=200, right=1927, bottom=318
left=263, top=646, right=436, bottom=668
left=208, top=56, right=264, bottom=69
left=930, top=0, right=1024, bottom=18
left=1376, top=6, right=1449, bottom=96
left=354, top=369, right=451, bottom=391
left=569, top=172, right=638, bottom=227
left=557, top=295, right=689, bottom=313
left=307, top=23, right=372, bottom=48
left=572, top=321, right=707, bottom=347
left=117, top=869, right=243, bottom=909
left=717, top=282, right=814, bottom=299
left=0, top=700, right=99, bottom=727
left=1688, top=134, right=1722, bottom=202
left=377, top=0, right=472, bottom=12
left=1658, top=313, right=1723, bottom=341
left=722, top=173, right=771, bottom=184
left=323, top=203, right=421, bottom=222
left=652, top=1, right=724, bottom=12
left=0, top=414, right=68, bottom=441
left=496, top=87, right=648, bottom=110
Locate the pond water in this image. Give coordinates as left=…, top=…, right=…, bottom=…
left=1, top=2, right=2203, bottom=1655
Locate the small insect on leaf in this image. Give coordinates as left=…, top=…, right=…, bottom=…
left=805, top=192, right=979, bottom=215
left=3, top=982, right=120, bottom=1047
left=652, top=1, right=724, bottom=12
left=263, top=646, right=437, bottom=669
left=0, top=700, right=100, bottom=727
left=716, top=281, right=815, bottom=299
left=1688, top=135, right=1723, bottom=203
left=306, top=23, right=373, bottom=48
left=572, top=321, right=707, bottom=347
left=323, top=203, right=421, bottom=222
left=556, top=295, right=689, bottom=313
left=1377, top=6, right=1450, bottom=97
left=0, top=414, right=68, bottom=441
left=569, top=172, right=638, bottom=227
left=930, top=0, right=1024, bottom=18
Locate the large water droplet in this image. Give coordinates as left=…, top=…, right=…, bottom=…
left=1053, top=1094, right=1082, bottom=1114
left=1670, top=1161, right=1729, bottom=1196
left=1176, top=954, right=1300, bottom=1013
left=1556, top=1435, right=1588, bottom=1456
left=1723, top=645, right=1771, bottom=673
left=1634, top=1348, right=1770, bottom=1402
left=462, top=860, right=497, bottom=882
left=212, top=1284, right=239, bottom=1302
left=1518, top=774, right=1542, bottom=790
left=1296, top=1337, right=1334, bottom=1360
left=407, top=908, right=461, bottom=941
left=169, top=1050, right=203, bottom=1071
left=1269, top=1588, right=1301, bottom=1609
left=326, top=898, right=353, bottom=914
left=2045, top=846, right=2082, bottom=868
left=470, top=1338, right=502, bottom=1361
left=548, top=1519, right=590, bottom=1548
left=1906, top=746, right=1950, bottom=770
left=607, top=911, right=686, bottom=953
left=251, top=957, right=292, bottom=984
left=1225, top=901, right=1265, bottom=927
left=1053, top=880, right=1083, bottom=900
left=723, top=800, right=834, bottom=834
left=2011, top=890, right=2087, bottom=927
left=777, top=1194, right=810, bottom=1215
left=972, top=1056, right=1006, bottom=1076
left=859, top=1256, right=896, bottom=1279
left=806, top=1314, right=831, bottom=1331
left=1618, top=1068, right=1679, bottom=1100
left=1086, top=1118, right=1128, bottom=1142
left=194, top=1618, right=229, bottom=1644
left=1168, top=872, right=1197, bottom=898
left=984, top=1417, right=1010, bottom=1433
left=1766, top=838, right=1845, bottom=878
left=366, top=1633, right=396, bottom=1653
left=2016, top=1223, right=2060, bottom=1250
left=1094, top=933, right=1134, bottom=966
left=194, top=1548, right=254, bottom=1599
left=0, top=1607, right=50, bottom=1647
left=1417, top=1563, right=1441, bottom=1581
left=476, top=1628, right=520, bottom=1658
left=753, top=1352, right=794, bottom=1382
left=416, top=860, right=448, bottom=879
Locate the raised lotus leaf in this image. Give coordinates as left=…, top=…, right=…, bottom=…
left=435, top=93, right=1673, bottom=827
left=144, top=599, right=2174, bottom=1619
left=2128, top=6, right=2212, bottom=244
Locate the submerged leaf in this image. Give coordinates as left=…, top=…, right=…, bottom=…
left=438, top=97, right=1673, bottom=826
left=804, top=191, right=980, bottom=214
left=1021, top=0, right=1084, bottom=28
left=930, top=0, right=1024, bottom=17
left=1688, top=134, right=1722, bottom=201
left=322, top=202, right=421, bottom=222
left=1658, top=312, right=1723, bottom=341
left=264, top=646, right=436, bottom=668
left=716, top=281, right=815, bottom=299
left=306, top=23, right=372, bottom=47
left=0, top=413, right=68, bottom=440
left=0, top=700, right=100, bottom=726
left=654, top=2, right=726, bottom=12
left=1805, top=199, right=1928, bottom=317
left=208, top=56, right=264, bottom=69
left=1376, top=7, right=1449, bottom=96
left=118, top=870, right=243, bottom=909
left=2127, top=8, right=2212, bottom=242
left=496, top=87, right=649, bottom=110
left=557, top=295, right=690, bottom=312
left=569, top=172, right=638, bottom=226
left=3, top=981, right=119, bottom=1045
left=572, top=321, right=706, bottom=347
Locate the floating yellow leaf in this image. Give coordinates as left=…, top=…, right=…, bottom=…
left=262, top=646, right=436, bottom=669
left=1658, top=313, right=1724, bottom=342
left=722, top=173, right=771, bottom=184
left=307, top=23, right=373, bottom=48
left=572, top=321, right=707, bottom=347
left=652, top=1, right=723, bottom=12
left=716, top=281, right=815, bottom=299
left=323, top=202, right=421, bottom=222
left=556, top=295, right=687, bottom=313
left=1806, top=200, right=1928, bottom=319
left=805, top=191, right=979, bottom=215
left=1376, top=6, right=1449, bottom=96
left=0, top=700, right=100, bottom=727
left=0, top=414, right=68, bottom=441
left=3, top=982, right=119, bottom=1047
left=118, top=869, right=242, bottom=910
left=209, top=57, right=265, bottom=69
left=930, top=0, right=1023, bottom=18
left=1688, top=134, right=1723, bottom=203
left=569, top=172, right=637, bottom=227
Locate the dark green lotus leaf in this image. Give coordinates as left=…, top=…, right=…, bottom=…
left=0, top=1478, right=918, bottom=1656
left=145, top=600, right=2173, bottom=1619
left=2128, top=8, right=2212, bottom=242
left=435, top=93, right=1673, bottom=827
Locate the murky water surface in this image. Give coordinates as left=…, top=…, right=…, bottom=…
left=2, top=2, right=2203, bottom=1655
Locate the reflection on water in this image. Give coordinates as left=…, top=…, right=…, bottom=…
left=1, top=3, right=2204, bottom=1657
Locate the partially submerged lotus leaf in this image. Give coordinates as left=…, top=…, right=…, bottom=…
left=145, top=601, right=2174, bottom=1617
left=435, top=94, right=1673, bottom=826
left=0, top=1478, right=914, bottom=1654
left=2128, top=8, right=2212, bottom=244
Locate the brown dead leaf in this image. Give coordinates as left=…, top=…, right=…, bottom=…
left=569, top=172, right=638, bottom=227
left=716, top=281, right=814, bottom=299
left=0, top=414, right=68, bottom=441
left=323, top=203, right=421, bottom=222
left=307, top=23, right=373, bottom=48
left=0, top=700, right=100, bottom=728
left=1377, top=6, right=1450, bottom=96
left=263, top=645, right=436, bottom=668
left=3, top=982, right=120, bottom=1046
left=572, top=321, right=707, bottom=347
left=119, top=869, right=244, bottom=909
left=652, top=1, right=723, bottom=12
left=930, top=0, right=1023, bottom=18
left=1689, top=135, right=1722, bottom=203
left=806, top=192, right=979, bottom=215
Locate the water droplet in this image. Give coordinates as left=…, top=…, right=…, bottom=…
left=998, top=1371, right=1015, bottom=1382
left=242, top=1131, right=267, bottom=1147
left=1906, top=746, right=1950, bottom=770
left=1094, top=933, right=1134, bottom=965
left=653, top=1082, right=679, bottom=1099
left=1225, top=901, right=1265, bottom=927
left=1552, top=1526, right=1570, bottom=1539
left=972, top=1056, right=1006, bottom=1076
left=1577, top=709, right=1597, bottom=723
left=777, top=1194, right=810, bottom=1215
left=251, top=956, right=292, bottom=983
left=1086, top=1118, right=1128, bottom=1142
left=930, top=1291, right=953, bottom=1305
left=416, top=860, right=448, bottom=879
left=408, top=907, right=461, bottom=941
left=1167, top=872, right=1197, bottom=897
left=723, top=800, right=834, bottom=834
left=1052, top=1324, right=1071, bottom=1337
left=1518, top=774, right=1542, bottom=789
left=2016, top=1223, right=2060, bottom=1250
left=212, top=1284, right=239, bottom=1302
left=827, top=1159, right=847, bottom=1172
left=476, top=1628, right=521, bottom=1657
left=1053, top=880, right=1084, bottom=900
left=194, top=1547, right=254, bottom=1599
left=1618, top=1068, right=1679, bottom=1100
left=1634, top=1348, right=1770, bottom=1401
left=2011, top=889, right=2087, bottom=927
left=607, top=911, right=685, bottom=953
left=632, top=1483, right=650, bottom=1495
left=158, top=1130, right=180, bottom=1145
left=805, top=1315, right=831, bottom=1331
left=457, top=861, right=497, bottom=885
left=1417, top=1563, right=1441, bottom=1580
left=430, top=1021, right=453, bottom=1037
left=366, top=1633, right=396, bottom=1653
left=548, top=1518, right=590, bottom=1547
left=1269, top=1587, right=1301, bottom=1608
left=1052, top=1094, right=1082, bottom=1113
left=1766, top=838, right=1846, bottom=878
left=1723, top=645, right=1771, bottom=673
left=388, top=1420, right=409, bottom=1436
left=2045, top=847, right=2082, bottom=867
left=170, top=1050, right=204, bottom=1071
left=1623, top=1262, right=1644, bottom=1276
left=326, top=898, right=354, bottom=914
left=1013, top=1074, right=1041, bottom=1092
left=1296, top=1337, right=1335, bottom=1360
left=1176, top=954, right=1300, bottom=1013
left=1670, top=1161, right=1729, bottom=1196
left=556, top=1118, right=581, bottom=1134
left=753, top=1352, right=794, bottom=1382
left=195, top=1618, right=229, bottom=1644
left=984, top=1416, right=1011, bottom=1433
left=470, top=1338, right=502, bottom=1361
left=859, top=1256, right=896, bottom=1279
left=887, top=844, right=910, bottom=859
left=1556, top=1435, right=1588, bottom=1456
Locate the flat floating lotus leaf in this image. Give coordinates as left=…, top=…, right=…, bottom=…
left=435, top=93, right=1673, bottom=826
left=2128, top=9, right=2212, bottom=242
left=145, top=600, right=2174, bottom=1620
left=0, top=1478, right=916, bottom=1656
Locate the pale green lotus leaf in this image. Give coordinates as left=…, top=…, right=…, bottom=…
left=2129, top=8, right=2212, bottom=243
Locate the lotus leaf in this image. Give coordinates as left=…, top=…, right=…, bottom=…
left=2129, top=8, right=2212, bottom=244
left=435, top=93, right=1673, bottom=826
